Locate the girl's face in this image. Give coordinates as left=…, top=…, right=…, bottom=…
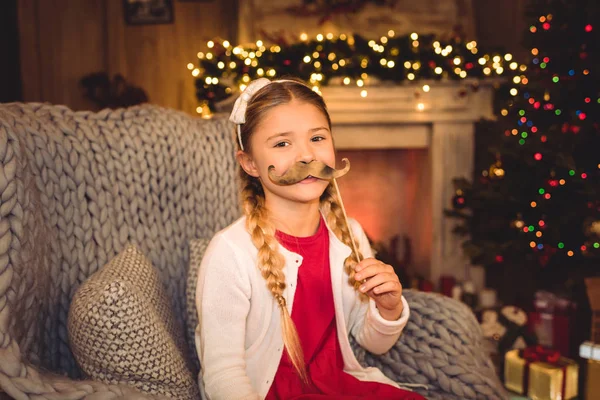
left=238, top=99, right=336, bottom=208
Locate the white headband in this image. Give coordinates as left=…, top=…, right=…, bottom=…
left=229, top=78, right=299, bottom=151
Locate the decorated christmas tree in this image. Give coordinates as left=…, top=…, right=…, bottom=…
left=447, top=0, right=600, bottom=303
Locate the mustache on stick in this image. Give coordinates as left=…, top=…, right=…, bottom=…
left=267, top=157, right=364, bottom=282
left=267, top=159, right=351, bottom=185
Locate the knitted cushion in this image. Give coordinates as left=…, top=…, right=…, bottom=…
left=185, top=238, right=211, bottom=374
left=68, top=244, right=199, bottom=399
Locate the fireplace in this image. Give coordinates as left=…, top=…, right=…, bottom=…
left=335, top=148, right=432, bottom=280
left=322, top=81, right=495, bottom=287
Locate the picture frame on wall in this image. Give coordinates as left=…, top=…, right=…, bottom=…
left=123, top=0, right=174, bottom=25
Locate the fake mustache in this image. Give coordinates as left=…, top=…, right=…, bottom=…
left=267, top=159, right=351, bottom=185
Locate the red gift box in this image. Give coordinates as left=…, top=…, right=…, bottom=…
left=527, top=291, right=576, bottom=357
left=527, top=313, right=570, bottom=355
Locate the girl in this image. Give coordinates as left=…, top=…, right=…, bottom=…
left=195, top=77, right=425, bottom=400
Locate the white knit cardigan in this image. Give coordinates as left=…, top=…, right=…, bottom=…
left=195, top=215, right=410, bottom=400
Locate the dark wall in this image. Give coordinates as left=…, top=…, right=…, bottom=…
left=474, top=0, right=529, bottom=60
left=17, top=0, right=238, bottom=112
left=0, top=0, right=22, bottom=102
left=10, top=0, right=529, bottom=111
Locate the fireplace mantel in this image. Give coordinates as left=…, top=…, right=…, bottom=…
left=321, top=81, right=496, bottom=287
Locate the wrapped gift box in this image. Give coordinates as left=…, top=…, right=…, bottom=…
left=527, top=291, right=576, bottom=357
left=504, top=347, right=578, bottom=400
left=579, top=341, right=600, bottom=400
left=586, top=360, right=600, bottom=400
left=585, top=278, right=600, bottom=343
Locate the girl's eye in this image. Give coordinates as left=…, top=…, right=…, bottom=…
left=274, top=141, right=289, bottom=148
left=311, top=136, right=325, bottom=142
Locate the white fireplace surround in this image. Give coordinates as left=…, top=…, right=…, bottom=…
left=321, top=80, right=496, bottom=287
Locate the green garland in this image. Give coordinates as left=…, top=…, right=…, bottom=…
left=192, top=32, right=516, bottom=111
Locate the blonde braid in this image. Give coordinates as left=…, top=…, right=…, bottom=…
left=320, top=184, right=368, bottom=301
left=239, top=170, right=307, bottom=382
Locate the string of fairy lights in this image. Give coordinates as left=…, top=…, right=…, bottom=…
left=191, top=23, right=598, bottom=261
left=188, top=30, right=517, bottom=114
left=475, top=13, right=599, bottom=260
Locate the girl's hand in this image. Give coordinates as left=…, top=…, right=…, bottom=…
left=354, top=258, right=404, bottom=321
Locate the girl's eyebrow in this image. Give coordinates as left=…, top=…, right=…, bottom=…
left=266, top=126, right=330, bottom=141
left=266, top=131, right=293, bottom=141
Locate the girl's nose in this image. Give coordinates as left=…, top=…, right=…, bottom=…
left=296, top=143, right=316, bottom=164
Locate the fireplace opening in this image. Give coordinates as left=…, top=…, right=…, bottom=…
left=336, top=148, right=432, bottom=281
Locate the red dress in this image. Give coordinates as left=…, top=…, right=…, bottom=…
left=266, top=218, right=425, bottom=400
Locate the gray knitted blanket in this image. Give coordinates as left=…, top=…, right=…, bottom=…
left=0, top=103, right=239, bottom=398
left=0, top=102, right=507, bottom=399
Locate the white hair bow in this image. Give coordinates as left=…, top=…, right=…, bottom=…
left=229, top=78, right=299, bottom=150
left=229, top=78, right=272, bottom=151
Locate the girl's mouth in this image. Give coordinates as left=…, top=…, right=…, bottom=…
left=298, top=176, right=318, bottom=184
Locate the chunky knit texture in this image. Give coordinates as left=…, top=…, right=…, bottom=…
left=0, top=103, right=238, bottom=399
left=0, top=102, right=507, bottom=399
left=352, top=290, right=508, bottom=399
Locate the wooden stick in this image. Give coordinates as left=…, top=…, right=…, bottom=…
left=332, top=177, right=362, bottom=263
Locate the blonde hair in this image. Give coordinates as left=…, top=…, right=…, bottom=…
left=237, top=79, right=366, bottom=381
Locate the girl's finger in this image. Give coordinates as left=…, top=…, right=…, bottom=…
left=355, top=263, right=393, bottom=281
left=359, top=272, right=396, bottom=293
left=371, top=281, right=401, bottom=296
left=354, top=257, right=380, bottom=272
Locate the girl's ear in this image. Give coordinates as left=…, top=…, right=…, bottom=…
left=236, top=150, right=260, bottom=178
